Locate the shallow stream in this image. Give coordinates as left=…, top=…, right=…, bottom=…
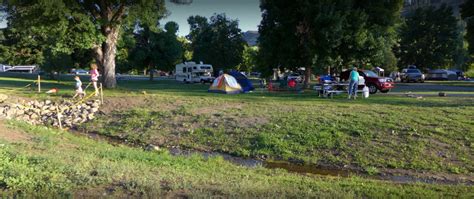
left=73, top=130, right=473, bottom=185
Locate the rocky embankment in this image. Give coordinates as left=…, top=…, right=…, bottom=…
left=0, top=94, right=100, bottom=128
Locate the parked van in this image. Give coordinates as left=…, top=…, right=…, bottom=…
left=175, top=62, right=214, bottom=83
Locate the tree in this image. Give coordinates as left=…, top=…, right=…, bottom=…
left=461, top=0, right=474, bottom=56
left=154, top=21, right=184, bottom=72
left=178, top=36, right=193, bottom=61
left=258, top=0, right=402, bottom=87
left=42, top=50, right=73, bottom=80
left=397, top=5, right=460, bottom=70
left=130, top=25, right=158, bottom=78
left=239, top=45, right=259, bottom=73
left=187, top=14, right=245, bottom=70
left=116, top=27, right=137, bottom=74
left=1, top=0, right=167, bottom=88
left=258, top=0, right=344, bottom=87
left=339, top=0, right=403, bottom=72
left=130, top=21, right=183, bottom=80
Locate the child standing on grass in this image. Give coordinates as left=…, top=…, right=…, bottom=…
left=73, top=76, right=85, bottom=99
left=90, top=64, right=100, bottom=97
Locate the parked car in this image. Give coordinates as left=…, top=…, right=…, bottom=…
left=449, top=69, right=465, bottom=80
left=286, top=73, right=303, bottom=83
left=340, top=70, right=395, bottom=94
left=426, top=69, right=458, bottom=80
left=250, top=72, right=261, bottom=77
left=73, top=69, right=89, bottom=75
left=400, top=68, right=424, bottom=83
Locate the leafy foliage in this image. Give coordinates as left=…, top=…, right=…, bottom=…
left=0, top=0, right=167, bottom=88
left=257, top=0, right=403, bottom=81
left=397, top=5, right=461, bottom=70
left=0, top=1, right=98, bottom=67
left=238, top=45, right=259, bottom=73
left=187, top=14, right=245, bottom=70
left=129, top=21, right=183, bottom=79
left=461, top=0, right=474, bottom=56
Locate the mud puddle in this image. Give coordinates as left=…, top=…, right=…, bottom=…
left=166, top=148, right=472, bottom=185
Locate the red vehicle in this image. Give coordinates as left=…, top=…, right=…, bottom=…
left=340, top=70, right=395, bottom=94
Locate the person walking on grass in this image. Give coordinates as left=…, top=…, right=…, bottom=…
left=90, top=64, right=100, bottom=96
left=348, top=67, right=359, bottom=100
left=73, top=76, right=85, bottom=99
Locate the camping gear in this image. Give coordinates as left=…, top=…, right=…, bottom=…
left=268, top=81, right=274, bottom=91
left=320, top=75, right=334, bottom=83
left=208, top=74, right=243, bottom=94
left=229, top=71, right=254, bottom=92
left=288, top=79, right=297, bottom=88
left=363, top=86, right=369, bottom=98
left=46, top=88, right=58, bottom=94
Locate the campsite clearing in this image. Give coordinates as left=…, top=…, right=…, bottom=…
left=83, top=80, right=474, bottom=179
left=0, top=76, right=473, bottom=197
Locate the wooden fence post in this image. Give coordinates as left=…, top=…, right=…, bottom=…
left=56, top=106, right=63, bottom=130
left=37, top=75, right=41, bottom=93
left=100, top=83, right=104, bottom=105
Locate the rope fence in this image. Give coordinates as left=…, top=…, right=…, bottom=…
left=10, top=75, right=104, bottom=104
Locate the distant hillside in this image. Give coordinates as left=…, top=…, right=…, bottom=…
left=243, top=31, right=259, bottom=46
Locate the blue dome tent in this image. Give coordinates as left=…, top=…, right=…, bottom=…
left=229, top=71, right=254, bottom=93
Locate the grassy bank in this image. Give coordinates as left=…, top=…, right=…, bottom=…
left=82, top=88, right=474, bottom=176
left=0, top=120, right=473, bottom=198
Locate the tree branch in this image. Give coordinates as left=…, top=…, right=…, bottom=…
left=93, top=44, right=103, bottom=65
left=111, top=4, right=126, bottom=24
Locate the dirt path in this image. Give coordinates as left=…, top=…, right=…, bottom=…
left=0, top=120, right=31, bottom=143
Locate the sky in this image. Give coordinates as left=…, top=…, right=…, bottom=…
left=161, top=0, right=261, bottom=36
left=0, top=0, right=262, bottom=35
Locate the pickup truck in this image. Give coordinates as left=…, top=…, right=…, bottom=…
left=340, top=70, right=395, bottom=94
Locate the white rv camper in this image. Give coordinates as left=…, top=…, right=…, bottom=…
left=5, top=65, right=37, bottom=73
left=175, top=62, right=214, bottom=83
left=0, top=65, right=12, bottom=72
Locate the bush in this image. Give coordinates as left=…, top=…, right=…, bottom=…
left=466, top=69, right=474, bottom=78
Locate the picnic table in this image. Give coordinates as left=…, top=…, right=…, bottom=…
left=313, top=82, right=364, bottom=98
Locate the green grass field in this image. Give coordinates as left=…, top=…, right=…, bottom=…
left=0, top=75, right=473, bottom=197
left=2, top=121, right=473, bottom=198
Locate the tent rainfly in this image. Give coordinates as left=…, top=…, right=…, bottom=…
left=208, top=74, right=243, bottom=94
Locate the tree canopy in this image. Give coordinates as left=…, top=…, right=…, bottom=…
left=130, top=21, right=183, bottom=80
left=257, top=0, right=403, bottom=86
left=398, top=5, right=461, bottom=70
left=1, top=0, right=167, bottom=88
left=187, top=14, right=245, bottom=70
left=239, top=45, right=259, bottom=73
left=461, top=0, right=474, bottom=56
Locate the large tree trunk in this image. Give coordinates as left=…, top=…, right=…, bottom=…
left=303, top=66, right=311, bottom=89
left=149, top=65, right=154, bottom=81
left=93, top=26, right=120, bottom=88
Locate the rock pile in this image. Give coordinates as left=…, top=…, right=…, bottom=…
left=0, top=99, right=101, bottom=128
